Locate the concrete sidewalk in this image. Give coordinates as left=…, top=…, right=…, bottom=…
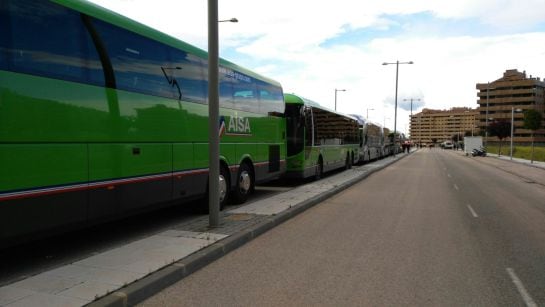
left=0, top=153, right=411, bottom=307
left=486, top=152, right=545, bottom=170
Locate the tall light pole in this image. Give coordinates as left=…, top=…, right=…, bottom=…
left=383, top=60, right=414, bottom=157
left=484, top=82, right=490, bottom=149
left=208, top=1, right=238, bottom=227
left=334, top=88, right=346, bottom=111
left=404, top=98, right=420, bottom=141
left=403, top=98, right=420, bottom=118
left=366, top=108, right=374, bottom=120
left=510, top=107, right=522, bottom=160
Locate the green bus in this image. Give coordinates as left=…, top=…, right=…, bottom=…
left=0, top=0, right=286, bottom=246
left=284, top=93, right=359, bottom=179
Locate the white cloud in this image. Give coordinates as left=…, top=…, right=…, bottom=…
left=87, top=0, right=545, bottom=134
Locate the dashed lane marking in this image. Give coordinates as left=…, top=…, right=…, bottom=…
left=506, top=267, right=537, bottom=307
left=466, top=204, right=478, bottom=218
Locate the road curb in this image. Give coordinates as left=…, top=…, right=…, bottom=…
left=88, top=154, right=406, bottom=307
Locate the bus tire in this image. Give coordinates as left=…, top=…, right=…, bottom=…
left=233, top=162, right=253, bottom=204
left=203, top=164, right=230, bottom=213
left=314, top=157, right=323, bottom=180
left=219, top=165, right=230, bottom=209
left=345, top=153, right=352, bottom=169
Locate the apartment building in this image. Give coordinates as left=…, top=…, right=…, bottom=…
left=476, top=69, right=545, bottom=143
left=410, top=108, right=479, bottom=145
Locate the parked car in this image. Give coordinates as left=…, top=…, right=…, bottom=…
left=442, top=141, right=454, bottom=149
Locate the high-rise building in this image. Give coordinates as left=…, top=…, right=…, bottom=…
left=410, top=108, right=478, bottom=146
left=476, top=69, right=545, bottom=143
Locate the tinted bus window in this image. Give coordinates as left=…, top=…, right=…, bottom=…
left=170, top=51, right=206, bottom=103
left=233, top=75, right=258, bottom=113
left=0, top=0, right=104, bottom=85
left=91, top=18, right=206, bottom=103
left=258, top=82, right=284, bottom=114
left=91, top=19, right=177, bottom=99
left=219, top=66, right=234, bottom=108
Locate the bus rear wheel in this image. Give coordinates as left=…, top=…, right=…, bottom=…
left=345, top=153, right=352, bottom=169
left=314, top=157, right=323, bottom=180
left=233, top=162, right=253, bottom=204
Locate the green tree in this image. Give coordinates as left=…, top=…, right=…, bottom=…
left=523, top=109, right=543, bottom=163
left=488, top=119, right=511, bottom=156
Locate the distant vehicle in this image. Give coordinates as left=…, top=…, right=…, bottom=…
left=442, top=141, right=454, bottom=149
left=350, top=115, right=384, bottom=162
left=471, top=147, right=487, bottom=157
left=464, top=136, right=483, bottom=155
left=285, top=94, right=359, bottom=179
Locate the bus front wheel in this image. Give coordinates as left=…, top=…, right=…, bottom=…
left=203, top=165, right=230, bottom=213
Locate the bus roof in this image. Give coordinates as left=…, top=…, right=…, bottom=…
left=284, top=93, right=357, bottom=120
left=53, top=0, right=281, bottom=87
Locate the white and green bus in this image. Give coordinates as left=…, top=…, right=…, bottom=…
left=285, top=94, right=359, bottom=179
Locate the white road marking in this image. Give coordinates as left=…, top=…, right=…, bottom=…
left=466, top=204, right=479, bottom=218
left=506, top=268, right=537, bottom=307
left=454, top=184, right=459, bottom=191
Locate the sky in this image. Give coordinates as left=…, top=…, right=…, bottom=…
left=88, top=0, right=545, bottom=134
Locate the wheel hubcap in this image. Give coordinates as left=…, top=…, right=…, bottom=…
left=239, top=171, right=251, bottom=194
left=219, top=174, right=227, bottom=202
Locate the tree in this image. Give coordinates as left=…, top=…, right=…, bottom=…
left=523, top=109, right=543, bottom=163
left=487, top=119, right=511, bottom=156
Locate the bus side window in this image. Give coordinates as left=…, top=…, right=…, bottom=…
left=170, top=51, right=206, bottom=104
left=91, top=18, right=179, bottom=100
left=233, top=77, right=258, bottom=113
left=258, top=82, right=284, bottom=114
left=218, top=66, right=234, bottom=109
left=0, top=0, right=104, bottom=86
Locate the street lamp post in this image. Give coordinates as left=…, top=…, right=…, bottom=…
left=485, top=82, right=490, bottom=149
left=404, top=98, right=420, bottom=142
left=383, top=60, right=414, bottom=157
left=335, top=88, right=346, bottom=111
left=208, top=1, right=238, bottom=227
left=403, top=98, right=420, bottom=118
left=510, top=107, right=522, bottom=160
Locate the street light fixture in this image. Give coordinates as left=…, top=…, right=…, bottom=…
left=366, top=108, right=374, bottom=120
left=382, top=60, right=414, bottom=157
left=218, top=18, right=238, bottom=22
left=334, top=88, right=346, bottom=111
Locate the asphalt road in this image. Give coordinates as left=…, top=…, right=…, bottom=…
left=140, top=149, right=545, bottom=306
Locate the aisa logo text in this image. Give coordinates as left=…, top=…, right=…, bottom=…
left=219, top=114, right=252, bottom=137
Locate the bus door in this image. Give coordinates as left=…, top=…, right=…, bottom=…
left=304, top=106, right=314, bottom=160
